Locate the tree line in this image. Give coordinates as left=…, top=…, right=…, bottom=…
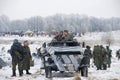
left=0, top=14, right=120, bottom=34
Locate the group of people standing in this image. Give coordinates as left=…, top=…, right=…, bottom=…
left=83, top=45, right=112, bottom=70
left=10, top=39, right=32, bottom=77
left=93, top=45, right=112, bottom=70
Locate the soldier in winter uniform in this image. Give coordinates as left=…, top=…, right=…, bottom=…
left=84, top=46, right=92, bottom=67
left=22, top=40, right=32, bottom=75
left=116, top=49, right=120, bottom=60
left=100, top=45, right=107, bottom=70
left=10, top=39, right=25, bottom=77
left=93, top=45, right=108, bottom=70
left=93, top=45, right=103, bottom=70
left=62, top=30, right=74, bottom=41
left=93, top=45, right=102, bottom=70
left=54, top=31, right=63, bottom=41
left=106, top=46, right=112, bottom=68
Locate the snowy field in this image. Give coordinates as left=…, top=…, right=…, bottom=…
left=0, top=31, right=120, bottom=80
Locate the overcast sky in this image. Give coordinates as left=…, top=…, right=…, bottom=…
left=0, top=0, right=120, bottom=20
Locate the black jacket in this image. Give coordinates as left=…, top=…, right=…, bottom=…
left=10, top=42, right=25, bottom=61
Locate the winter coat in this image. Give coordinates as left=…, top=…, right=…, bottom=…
left=84, top=49, right=92, bottom=58
left=93, top=46, right=102, bottom=66
left=22, top=46, right=32, bottom=70
left=101, top=48, right=108, bottom=65
left=10, top=42, right=25, bottom=62
left=106, top=49, right=112, bottom=64
left=83, top=49, right=92, bottom=66
left=54, top=34, right=63, bottom=41
left=62, top=34, right=73, bottom=41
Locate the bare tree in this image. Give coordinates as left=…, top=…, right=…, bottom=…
left=101, top=32, right=114, bottom=46
left=0, top=14, right=120, bottom=34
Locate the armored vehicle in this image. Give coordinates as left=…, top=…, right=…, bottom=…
left=41, top=40, right=89, bottom=78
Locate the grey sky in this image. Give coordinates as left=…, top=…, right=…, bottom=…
left=0, top=0, right=120, bottom=20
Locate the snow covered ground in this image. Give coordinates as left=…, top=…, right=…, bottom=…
left=0, top=31, right=120, bottom=80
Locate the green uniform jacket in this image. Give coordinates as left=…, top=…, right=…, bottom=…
left=106, top=49, right=112, bottom=64
left=93, top=46, right=103, bottom=66
left=102, top=48, right=108, bottom=64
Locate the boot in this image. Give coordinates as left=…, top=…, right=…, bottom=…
left=19, top=70, right=23, bottom=77
left=103, top=64, right=107, bottom=70
left=108, top=64, right=111, bottom=68
left=26, top=70, right=31, bottom=75
left=99, top=65, right=102, bottom=70
left=11, top=70, right=16, bottom=77
left=97, top=66, right=100, bottom=70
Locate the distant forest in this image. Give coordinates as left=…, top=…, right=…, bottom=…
left=0, top=14, right=120, bottom=34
